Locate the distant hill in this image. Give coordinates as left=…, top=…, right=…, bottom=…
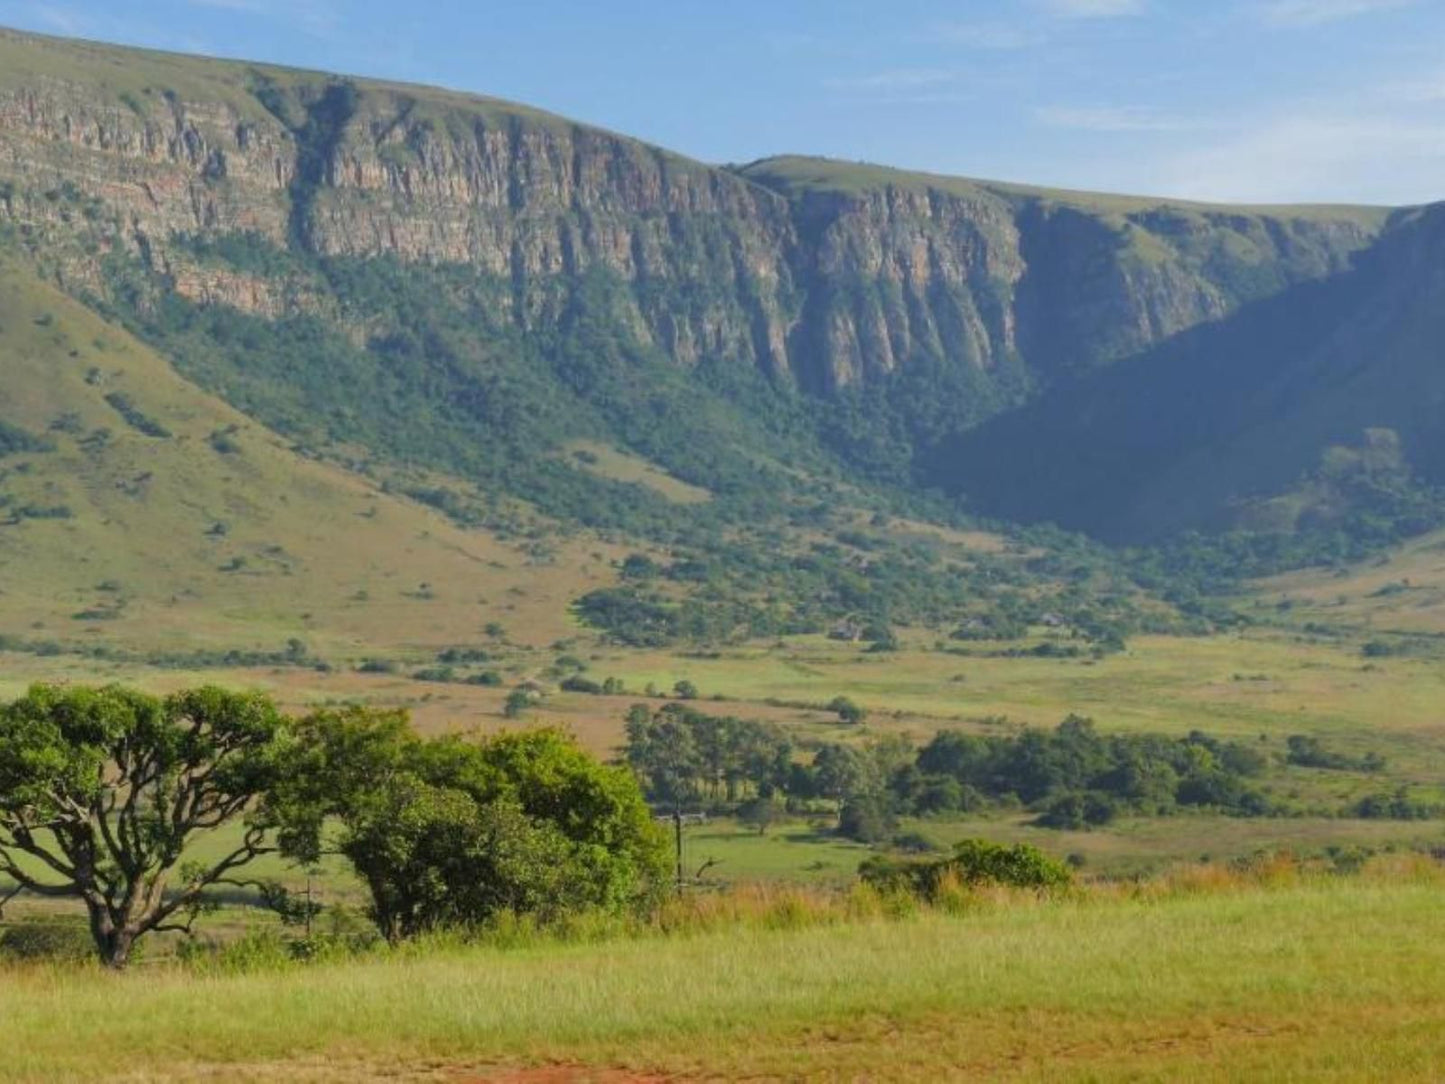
left=929, top=204, right=1445, bottom=541
left=0, top=24, right=1439, bottom=652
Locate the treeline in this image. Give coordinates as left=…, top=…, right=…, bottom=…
left=898, top=718, right=1274, bottom=830
left=623, top=706, right=1409, bottom=841
left=577, top=541, right=1147, bottom=652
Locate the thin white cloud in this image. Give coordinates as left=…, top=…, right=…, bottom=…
left=1156, top=111, right=1445, bottom=204
left=931, top=21, right=1040, bottom=49
left=1257, top=0, right=1417, bottom=27
left=26, top=3, right=92, bottom=35
left=184, top=0, right=339, bottom=36
left=827, top=69, right=958, bottom=91
left=187, top=0, right=269, bottom=11
left=1041, top=0, right=1146, bottom=17
left=1034, top=105, right=1198, bottom=132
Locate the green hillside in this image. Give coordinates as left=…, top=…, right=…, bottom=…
left=0, top=255, right=630, bottom=657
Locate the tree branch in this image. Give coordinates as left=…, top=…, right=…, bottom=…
left=142, top=828, right=275, bottom=931
left=0, top=856, right=78, bottom=898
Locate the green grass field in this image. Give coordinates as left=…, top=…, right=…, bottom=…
left=3, top=868, right=1444, bottom=1081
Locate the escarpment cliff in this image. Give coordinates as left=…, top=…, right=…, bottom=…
left=0, top=28, right=1391, bottom=408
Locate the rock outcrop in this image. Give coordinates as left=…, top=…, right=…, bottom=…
left=0, top=27, right=1391, bottom=405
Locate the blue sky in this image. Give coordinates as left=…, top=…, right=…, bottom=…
left=1, top=0, right=1442, bottom=205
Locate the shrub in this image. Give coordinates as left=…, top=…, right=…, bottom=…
left=737, top=794, right=783, bottom=836
left=1034, top=790, right=1119, bottom=829
left=837, top=793, right=896, bottom=844
left=0, top=920, right=94, bottom=962
left=1286, top=734, right=1385, bottom=772
left=891, top=831, right=943, bottom=854
left=859, top=839, right=1071, bottom=900
left=560, top=675, right=604, bottom=694
left=103, top=392, right=171, bottom=439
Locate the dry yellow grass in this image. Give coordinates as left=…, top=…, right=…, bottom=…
left=1254, top=527, right=1445, bottom=634
left=0, top=259, right=632, bottom=656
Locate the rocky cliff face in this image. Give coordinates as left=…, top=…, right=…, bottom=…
left=0, top=28, right=1391, bottom=409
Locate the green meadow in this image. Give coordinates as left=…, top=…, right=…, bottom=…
left=2, top=866, right=1443, bottom=1082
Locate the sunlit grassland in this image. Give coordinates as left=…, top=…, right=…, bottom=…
left=558, top=440, right=713, bottom=504
left=0, top=259, right=631, bottom=657
left=1254, top=525, right=1445, bottom=635
left=2, top=871, right=1443, bottom=1082
left=10, top=619, right=1443, bottom=783
left=606, top=630, right=1445, bottom=773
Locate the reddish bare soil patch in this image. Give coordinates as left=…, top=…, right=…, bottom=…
left=460, top=1067, right=674, bottom=1084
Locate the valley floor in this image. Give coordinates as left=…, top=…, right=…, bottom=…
left=3, top=869, right=1444, bottom=1081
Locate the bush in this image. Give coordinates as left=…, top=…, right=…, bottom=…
left=1286, top=734, right=1385, bottom=772
left=1353, top=787, right=1441, bottom=820
left=737, top=794, right=783, bottom=836
left=891, top=831, right=943, bottom=854
left=859, top=839, right=1071, bottom=900
left=837, top=794, right=896, bottom=844
left=103, top=392, right=171, bottom=439
left=0, top=920, right=96, bottom=962
left=560, top=675, right=604, bottom=694
left=1034, top=790, right=1119, bottom=829
left=274, top=715, right=671, bottom=942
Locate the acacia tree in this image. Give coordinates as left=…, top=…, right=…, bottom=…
left=0, top=684, right=290, bottom=968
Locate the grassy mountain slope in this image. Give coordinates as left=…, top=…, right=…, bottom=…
left=0, top=255, right=627, bottom=657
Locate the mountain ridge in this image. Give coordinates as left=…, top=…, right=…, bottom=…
left=0, top=24, right=1439, bottom=564
left=0, top=24, right=1386, bottom=398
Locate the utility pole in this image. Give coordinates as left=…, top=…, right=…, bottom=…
left=673, top=805, right=684, bottom=895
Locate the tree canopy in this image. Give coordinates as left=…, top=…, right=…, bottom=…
left=273, top=708, right=669, bottom=941
left=0, top=684, right=290, bottom=968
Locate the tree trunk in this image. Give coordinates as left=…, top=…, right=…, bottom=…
left=85, top=899, right=141, bottom=969
left=102, top=929, right=137, bottom=970
left=85, top=906, right=135, bottom=969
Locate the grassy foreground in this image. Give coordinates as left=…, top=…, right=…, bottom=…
left=4, top=867, right=1445, bottom=1081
